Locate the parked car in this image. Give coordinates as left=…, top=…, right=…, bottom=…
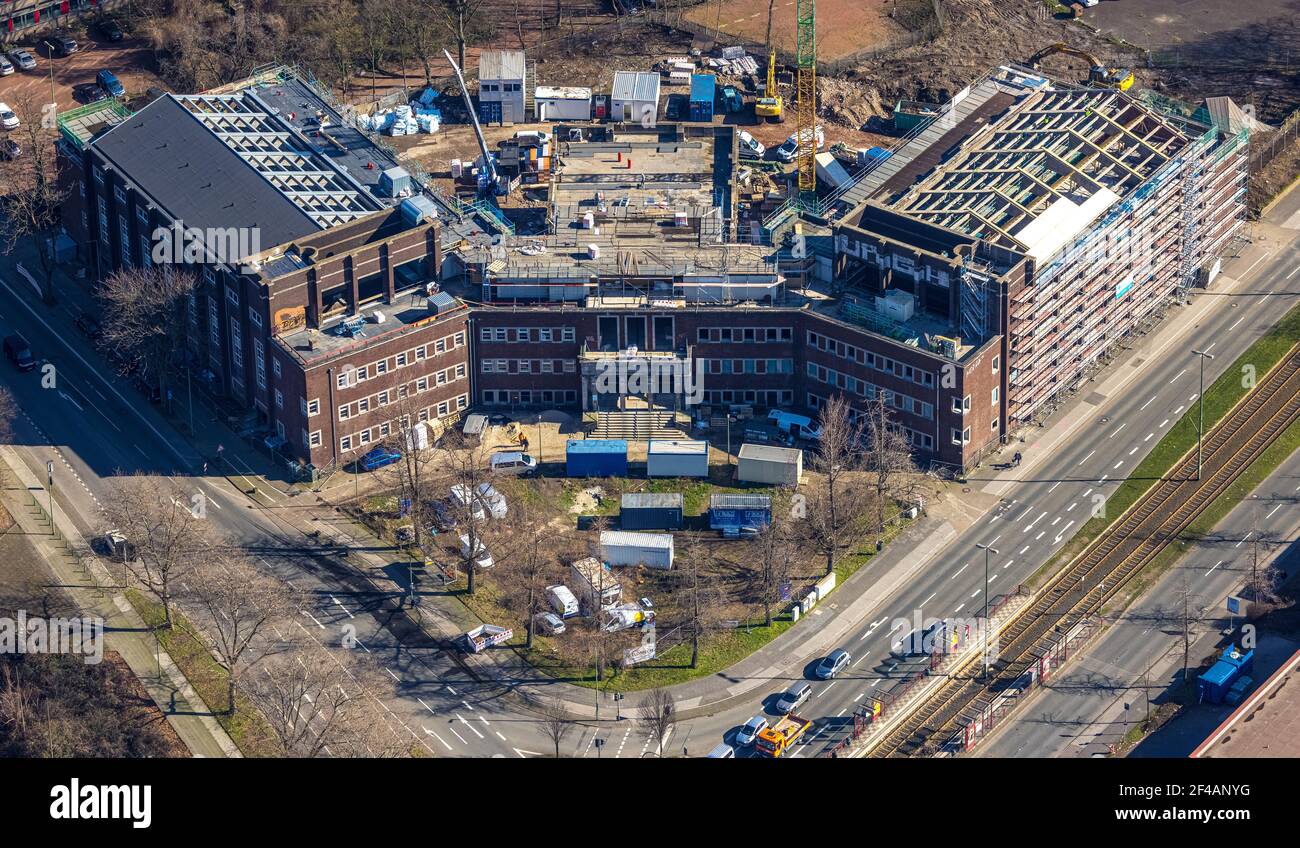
left=7, top=50, right=37, bottom=72
left=815, top=648, right=851, bottom=680
left=94, top=18, right=124, bottom=41
left=98, top=530, right=136, bottom=562
left=706, top=743, right=736, bottom=758
left=534, top=611, right=566, bottom=636
left=458, top=534, right=494, bottom=570
left=737, top=129, right=765, bottom=159
left=96, top=69, right=125, bottom=98
left=4, top=334, right=35, bottom=371
left=774, top=681, right=812, bottom=714
left=359, top=446, right=401, bottom=471
left=73, top=83, right=109, bottom=105
left=74, top=310, right=102, bottom=338
left=0, top=139, right=20, bottom=161
left=0, top=104, right=19, bottom=131
left=487, top=413, right=511, bottom=427
left=47, top=35, right=78, bottom=57
left=736, top=715, right=768, bottom=747
left=773, top=125, right=826, bottom=163
left=490, top=451, right=537, bottom=476
left=0, top=56, right=13, bottom=76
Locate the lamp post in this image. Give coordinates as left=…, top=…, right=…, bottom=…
left=45, top=460, right=55, bottom=536
left=976, top=543, right=998, bottom=680
left=1191, top=349, right=1215, bottom=481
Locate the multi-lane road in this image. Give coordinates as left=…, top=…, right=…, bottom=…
left=2, top=210, right=1299, bottom=757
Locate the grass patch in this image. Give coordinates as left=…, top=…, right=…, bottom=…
left=126, top=590, right=280, bottom=758
left=1028, top=303, right=1300, bottom=591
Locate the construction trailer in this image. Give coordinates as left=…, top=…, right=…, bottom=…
left=621, top=492, right=684, bottom=530
left=478, top=49, right=527, bottom=125
left=689, top=74, right=716, bottom=122
left=569, top=556, right=622, bottom=611
left=1198, top=645, right=1255, bottom=704
left=736, top=443, right=803, bottom=486
left=709, top=493, right=772, bottom=533
left=600, top=530, right=674, bottom=570
left=566, top=439, right=629, bottom=477
left=534, top=86, right=592, bottom=121
left=646, top=439, right=709, bottom=477
left=610, top=71, right=660, bottom=123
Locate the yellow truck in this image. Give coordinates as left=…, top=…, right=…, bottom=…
left=753, top=714, right=813, bottom=757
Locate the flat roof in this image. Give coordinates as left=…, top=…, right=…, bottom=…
left=536, top=86, right=591, bottom=101
left=738, top=443, right=802, bottom=463
left=566, top=439, right=628, bottom=453
left=648, top=439, right=708, bottom=455
left=612, top=71, right=661, bottom=103
left=1193, top=647, right=1300, bottom=758
left=600, top=530, right=674, bottom=549
left=275, top=289, right=467, bottom=367
left=480, top=50, right=526, bottom=81
left=622, top=493, right=684, bottom=508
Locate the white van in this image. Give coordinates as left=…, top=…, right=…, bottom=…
left=768, top=409, right=823, bottom=441
left=458, top=534, right=495, bottom=569
left=490, top=451, right=538, bottom=476
left=737, top=130, right=765, bottom=159
left=546, top=584, right=580, bottom=618
left=706, top=743, right=736, bottom=758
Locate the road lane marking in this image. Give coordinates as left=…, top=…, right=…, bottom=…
left=1206, top=560, right=1225, bottom=576
left=455, top=714, right=485, bottom=739
left=1078, top=450, right=1096, bottom=466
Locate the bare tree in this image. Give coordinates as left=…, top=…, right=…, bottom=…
left=0, top=95, right=69, bottom=304
left=95, top=266, right=198, bottom=406
left=637, top=687, right=677, bottom=757
left=437, top=0, right=495, bottom=76
left=674, top=535, right=723, bottom=669
left=184, top=551, right=298, bottom=714
left=244, top=653, right=406, bottom=758
left=538, top=697, right=573, bottom=758
left=102, top=474, right=216, bottom=629
left=861, top=393, right=919, bottom=535
left=501, top=496, right=566, bottom=649
left=383, top=391, right=442, bottom=555
left=426, top=431, right=501, bottom=595
left=749, top=495, right=798, bottom=627
left=805, top=394, right=870, bottom=575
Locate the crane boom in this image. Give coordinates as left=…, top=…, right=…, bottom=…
left=794, top=0, right=816, bottom=208
left=443, top=48, right=499, bottom=192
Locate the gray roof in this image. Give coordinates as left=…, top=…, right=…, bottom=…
left=710, top=493, right=771, bottom=510
left=737, top=443, right=802, bottom=464
left=612, top=71, right=660, bottom=104
left=92, top=95, right=319, bottom=249
left=622, top=493, right=683, bottom=509
left=480, top=50, right=526, bottom=82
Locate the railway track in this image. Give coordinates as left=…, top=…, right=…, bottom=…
left=867, top=345, right=1300, bottom=758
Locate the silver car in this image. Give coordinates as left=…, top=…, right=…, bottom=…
left=7, top=49, right=36, bottom=72
left=775, top=681, right=811, bottom=714
left=736, top=715, right=768, bottom=746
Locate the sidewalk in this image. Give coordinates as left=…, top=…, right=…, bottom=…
left=0, top=446, right=240, bottom=758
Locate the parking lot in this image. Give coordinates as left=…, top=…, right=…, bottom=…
left=0, top=30, right=166, bottom=115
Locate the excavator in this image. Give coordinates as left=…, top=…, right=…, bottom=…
left=1024, top=42, right=1135, bottom=91
left=755, top=0, right=783, bottom=121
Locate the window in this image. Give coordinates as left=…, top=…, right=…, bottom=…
left=307, top=398, right=320, bottom=416
left=118, top=217, right=132, bottom=266
left=415, top=346, right=427, bottom=361
left=356, top=366, right=368, bottom=382
left=992, top=354, right=1001, bottom=374
left=254, top=344, right=266, bottom=389
left=375, top=359, right=388, bottom=375
left=435, top=338, right=446, bottom=354
left=272, top=358, right=281, bottom=379
left=340, top=436, right=353, bottom=452
left=114, top=185, right=127, bottom=206
left=397, top=352, right=408, bottom=367
left=274, top=389, right=284, bottom=409
left=952, top=395, right=971, bottom=415
left=379, top=422, right=391, bottom=437
left=455, top=364, right=466, bottom=379
left=310, top=431, right=322, bottom=448
left=561, top=327, right=575, bottom=342
left=359, top=430, right=372, bottom=446
left=952, top=428, right=971, bottom=446
left=378, top=390, right=389, bottom=406
left=358, top=398, right=370, bottom=413
left=455, top=332, right=465, bottom=347
left=991, top=387, right=999, bottom=405
left=416, top=376, right=429, bottom=392
left=991, top=417, right=1000, bottom=432
left=248, top=307, right=262, bottom=329
left=339, top=404, right=351, bottom=420
left=337, top=372, right=351, bottom=389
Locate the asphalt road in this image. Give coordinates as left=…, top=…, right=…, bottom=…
left=3, top=219, right=1299, bottom=758
left=976, top=451, right=1300, bottom=758
left=680, top=235, right=1300, bottom=758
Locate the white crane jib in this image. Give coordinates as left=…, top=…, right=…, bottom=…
left=443, top=48, right=500, bottom=194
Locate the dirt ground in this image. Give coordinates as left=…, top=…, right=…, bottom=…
left=683, top=0, right=908, bottom=60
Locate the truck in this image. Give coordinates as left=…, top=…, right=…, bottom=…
left=768, top=409, right=823, bottom=441
left=569, top=557, right=621, bottom=611
left=753, top=714, right=813, bottom=757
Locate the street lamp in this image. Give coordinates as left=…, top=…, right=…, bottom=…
left=1191, top=349, right=1215, bottom=481
left=45, top=460, right=55, bottom=536
left=976, top=543, right=998, bottom=680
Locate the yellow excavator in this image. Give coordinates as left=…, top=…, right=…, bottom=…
left=1025, top=42, right=1135, bottom=91
left=755, top=0, right=783, bottom=121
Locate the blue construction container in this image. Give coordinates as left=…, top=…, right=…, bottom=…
left=1198, top=645, right=1254, bottom=705
left=689, top=74, right=716, bottom=122
left=709, top=493, right=771, bottom=532
left=566, top=439, right=628, bottom=477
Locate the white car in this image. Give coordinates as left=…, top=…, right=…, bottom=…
left=0, top=104, right=19, bottom=131
left=0, top=57, right=13, bottom=76
left=458, top=534, right=495, bottom=570
left=737, top=130, right=765, bottom=159
left=774, top=126, right=826, bottom=163
left=736, top=715, right=768, bottom=746
left=774, top=681, right=812, bottom=714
